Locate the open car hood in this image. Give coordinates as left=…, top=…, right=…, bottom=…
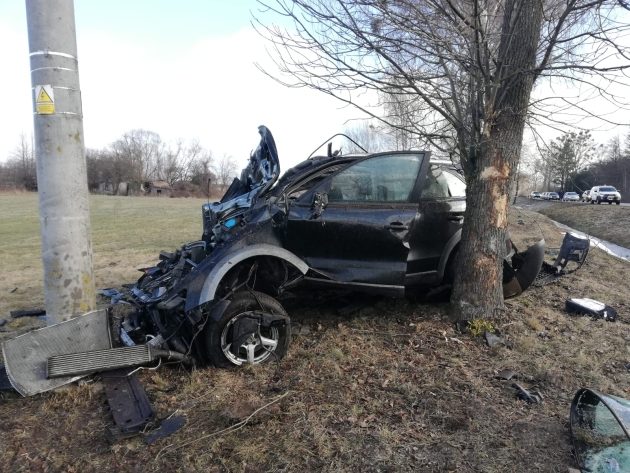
left=202, top=126, right=279, bottom=241
left=220, top=125, right=279, bottom=203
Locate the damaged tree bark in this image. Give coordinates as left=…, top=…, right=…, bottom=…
left=451, top=1, right=543, bottom=320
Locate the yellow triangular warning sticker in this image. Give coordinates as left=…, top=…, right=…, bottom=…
left=37, top=88, right=53, bottom=104
left=35, top=85, right=55, bottom=114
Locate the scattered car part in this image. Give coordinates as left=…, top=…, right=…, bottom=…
left=99, top=288, right=126, bottom=304
left=145, top=415, right=187, bottom=445
left=103, top=369, right=155, bottom=441
left=47, top=345, right=189, bottom=378
left=565, top=298, right=617, bottom=322
left=570, top=388, right=630, bottom=472
left=1, top=309, right=112, bottom=396
left=503, top=240, right=545, bottom=298
left=551, top=233, right=590, bottom=272
left=534, top=232, right=590, bottom=286
left=512, top=382, right=543, bottom=404
left=9, top=308, right=46, bottom=318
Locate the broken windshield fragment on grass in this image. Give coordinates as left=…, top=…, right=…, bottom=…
left=571, top=389, right=630, bottom=472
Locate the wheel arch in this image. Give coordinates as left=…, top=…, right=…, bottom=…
left=184, top=244, right=309, bottom=312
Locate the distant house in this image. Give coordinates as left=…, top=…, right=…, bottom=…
left=141, top=180, right=172, bottom=197
left=95, top=181, right=130, bottom=196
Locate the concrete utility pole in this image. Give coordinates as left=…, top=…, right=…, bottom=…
left=26, top=0, right=95, bottom=324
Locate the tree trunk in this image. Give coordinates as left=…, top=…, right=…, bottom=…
left=450, top=1, right=544, bottom=321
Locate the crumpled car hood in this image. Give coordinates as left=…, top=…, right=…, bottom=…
left=216, top=125, right=279, bottom=208
left=202, top=125, right=280, bottom=244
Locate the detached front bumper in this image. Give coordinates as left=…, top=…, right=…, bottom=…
left=503, top=240, right=545, bottom=299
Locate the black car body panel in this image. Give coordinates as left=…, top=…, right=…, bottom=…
left=118, top=127, right=544, bottom=364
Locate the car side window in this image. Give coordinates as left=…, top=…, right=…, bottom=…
left=328, top=154, right=422, bottom=203
left=421, top=167, right=466, bottom=199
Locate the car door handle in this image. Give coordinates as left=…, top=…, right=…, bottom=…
left=448, top=215, right=464, bottom=222
left=386, top=222, right=409, bottom=231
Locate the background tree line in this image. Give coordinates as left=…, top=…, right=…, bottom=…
left=519, top=129, right=630, bottom=199
left=0, top=129, right=239, bottom=197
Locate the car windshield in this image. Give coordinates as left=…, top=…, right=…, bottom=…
left=566, top=192, right=577, bottom=196
left=599, top=187, right=617, bottom=192
left=550, top=193, right=558, bottom=196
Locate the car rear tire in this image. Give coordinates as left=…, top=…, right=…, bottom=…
left=597, top=198, right=601, bottom=204
left=616, top=202, right=621, bottom=205
left=202, top=291, right=291, bottom=368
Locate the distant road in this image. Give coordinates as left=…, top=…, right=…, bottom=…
left=515, top=197, right=629, bottom=208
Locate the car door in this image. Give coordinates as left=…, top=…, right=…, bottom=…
left=284, top=152, right=427, bottom=292
left=406, top=165, right=466, bottom=286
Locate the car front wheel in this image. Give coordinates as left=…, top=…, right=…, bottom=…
left=202, top=291, right=291, bottom=368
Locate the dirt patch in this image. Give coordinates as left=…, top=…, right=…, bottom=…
left=1, top=196, right=629, bottom=472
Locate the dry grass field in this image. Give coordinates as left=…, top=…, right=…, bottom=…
left=0, top=193, right=206, bottom=327
left=1, top=193, right=629, bottom=472
left=538, top=201, right=630, bottom=249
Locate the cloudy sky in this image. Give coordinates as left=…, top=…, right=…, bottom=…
left=1, top=1, right=628, bottom=171
left=0, top=0, right=367, bottom=170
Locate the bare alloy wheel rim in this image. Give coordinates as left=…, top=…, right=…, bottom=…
left=220, top=312, right=280, bottom=366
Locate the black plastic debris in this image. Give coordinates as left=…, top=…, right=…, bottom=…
left=534, top=232, right=590, bottom=286
left=570, top=388, right=630, bottom=472
left=0, top=365, right=16, bottom=392
left=145, top=415, right=187, bottom=445
left=566, top=298, right=618, bottom=322
left=103, top=370, right=155, bottom=441
left=10, top=308, right=46, bottom=318
left=513, top=382, right=543, bottom=404
left=99, top=288, right=125, bottom=304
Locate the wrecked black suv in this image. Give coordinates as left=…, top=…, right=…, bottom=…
left=120, top=126, right=543, bottom=367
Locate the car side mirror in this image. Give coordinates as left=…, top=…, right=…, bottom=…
left=311, top=192, right=328, bottom=219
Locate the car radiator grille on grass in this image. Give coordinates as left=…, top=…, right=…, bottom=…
left=47, top=346, right=155, bottom=378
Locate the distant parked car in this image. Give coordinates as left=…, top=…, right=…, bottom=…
left=581, top=190, right=591, bottom=202
left=548, top=192, right=560, bottom=200
left=562, top=192, right=580, bottom=202
left=590, top=185, right=621, bottom=205
left=530, top=191, right=542, bottom=199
